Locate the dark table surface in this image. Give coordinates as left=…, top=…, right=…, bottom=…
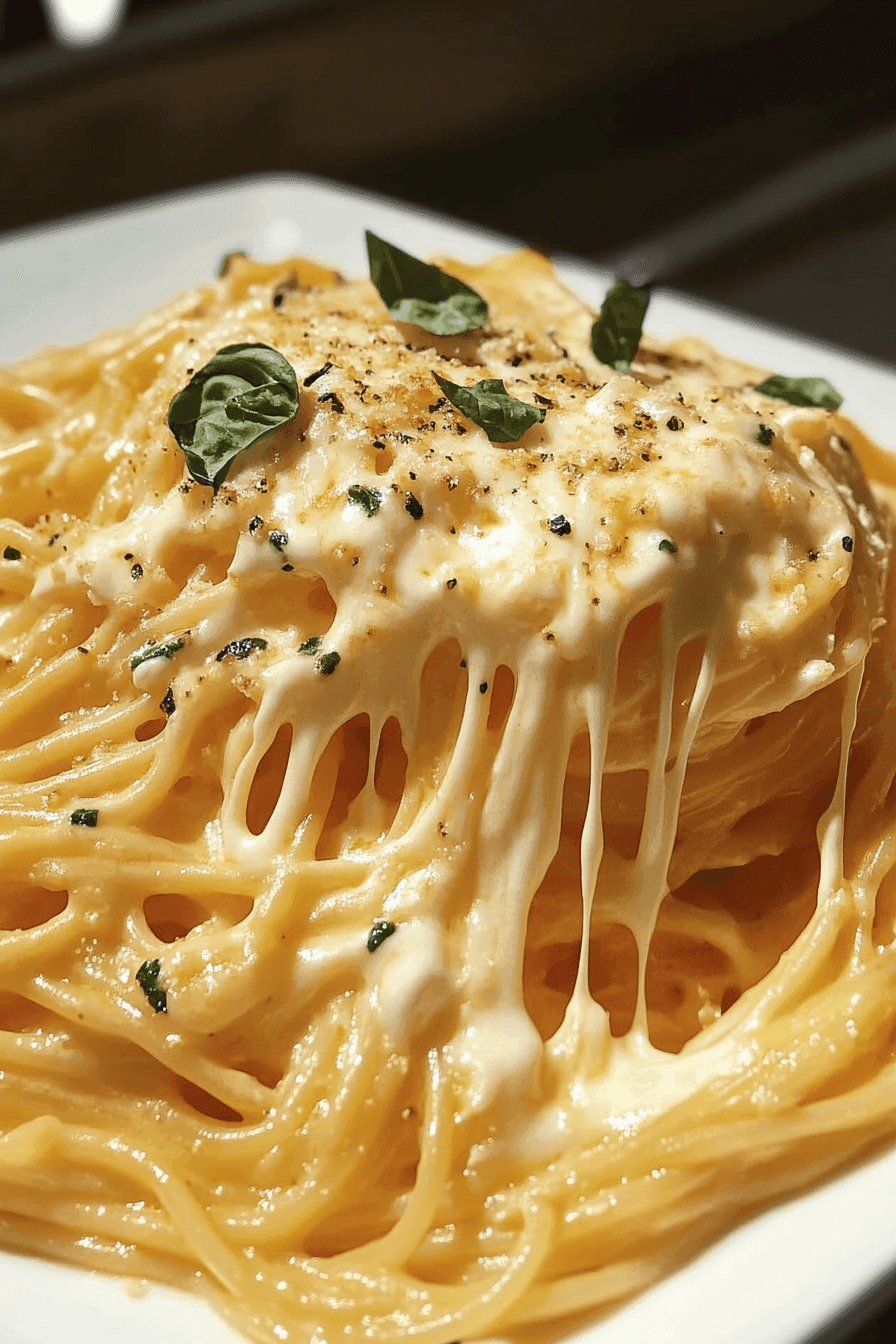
left=1, top=1, right=895, bottom=1340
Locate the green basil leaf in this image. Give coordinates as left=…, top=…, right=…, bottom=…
left=168, top=344, right=299, bottom=492
left=366, top=232, right=488, bottom=336
left=590, top=279, right=650, bottom=372
left=754, top=374, right=843, bottom=411
left=299, top=635, right=323, bottom=655
left=434, top=375, right=546, bottom=444
left=367, top=918, right=396, bottom=953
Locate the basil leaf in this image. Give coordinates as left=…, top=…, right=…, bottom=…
left=299, top=636, right=323, bottom=655
left=70, top=808, right=98, bottom=827
left=168, top=344, right=299, bottom=492
left=754, top=374, right=843, bottom=411
left=591, top=279, right=649, bottom=372
left=366, top=232, right=487, bottom=336
left=136, top=959, right=167, bottom=1014
left=434, top=375, right=546, bottom=444
left=316, top=651, right=341, bottom=676
left=215, top=637, right=267, bottom=662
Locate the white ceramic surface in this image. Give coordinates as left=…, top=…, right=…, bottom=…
left=1, top=173, right=895, bottom=1344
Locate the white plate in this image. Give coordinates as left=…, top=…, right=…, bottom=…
left=1, top=173, right=895, bottom=1344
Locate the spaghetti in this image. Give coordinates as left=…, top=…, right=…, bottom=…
left=0, top=246, right=894, bottom=1343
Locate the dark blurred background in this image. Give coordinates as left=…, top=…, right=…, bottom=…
left=1, top=0, right=895, bottom=363
left=0, top=2, right=895, bottom=1339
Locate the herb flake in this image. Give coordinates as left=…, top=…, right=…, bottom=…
left=754, top=374, right=843, bottom=411
left=591, top=280, right=649, bottom=372
left=658, top=538, right=678, bottom=554
left=405, top=492, right=424, bottom=520
left=136, top=958, right=167, bottom=1014
left=316, top=651, right=341, bottom=676
left=70, top=808, right=98, bottom=827
left=367, top=918, right=396, bottom=953
left=757, top=424, right=775, bottom=446
left=299, top=636, right=323, bottom=655
left=366, top=232, right=487, bottom=336
left=131, top=639, right=185, bottom=670
left=348, top=485, right=382, bottom=517
left=2, top=545, right=21, bottom=560
left=434, top=375, right=545, bottom=444
left=167, top=344, right=299, bottom=492
left=216, top=637, right=268, bottom=662
left=548, top=514, right=571, bottom=536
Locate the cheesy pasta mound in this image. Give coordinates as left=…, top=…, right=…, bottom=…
left=0, top=248, right=895, bottom=1343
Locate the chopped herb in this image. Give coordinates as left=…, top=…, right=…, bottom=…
left=591, top=279, right=649, bottom=372
left=317, top=391, right=345, bottom=413
left=216, top=249, right=247, bottom=278
left=842, top=536, right=854, bottom=553
left=366, top=231, right=487, bottom=336
left=268, top=529, right=288, bottom=552
left=2, top=545, right=21, bottom=560
left=130, top=562, right=144, bottom=580
left=167, top=344, right=299, bottom=492
left=434, top=374, right=545, bottom=444
left=299, top=636, right=323, bottom=655
left=248, top=515, right=264, bottom=534
left=460, top=659, right=467, bottom=668
left=131, top=639, right=185, bottom=670
left=136, top=958, right=167, bottom=1014
left=348, top=485, right=382, bottom=517
left=303, top=362, right=334, bottom=387
left=405, top=492, right=424, bottom=520
left=216, top=637, right=268, bottom=661
left=754, top=374, right=843, bottom=410
left=548, top=514, right=571, bottom=536
left=666, top=415, right=684, bottom=432
left=70, top=808, right=98, bottom=827
left=159, top=686, right=176, bottom=716
left=757, top=424, right=775, bottom=446
left=367, top=918, right=396, bottom=953
left=479, top=682, right=488, bottom=694
left=316, top=651, right=341, bottom=676
left=658, top=538, right=678, bottom=554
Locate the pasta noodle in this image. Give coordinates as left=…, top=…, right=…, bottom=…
left=1, top=244, right=895, bottom=1344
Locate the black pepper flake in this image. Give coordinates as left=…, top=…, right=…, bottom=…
left=666, top=416, right=684, bottom=431
left=124, top=553, right=134, bottom=560
left=548, top=514, right=572, bottom=536
left=842, top=536, right=854, bottom=553
left=303, top=361, right=334, bottom=387
left=614, top=424, right=626, bottom=437
left=405, top=493, right=424, bottom=520
left=318, top=391, right=344, bottom=413
left=269, top=530, right=288, bottom=552
left=373, top=439, right=386, bottom=450
left=640, top=453, right=650, bottom=462
left=159, top=686, right=176, bottom=716
left=510, top=356, right=523, bottom=367
left=70, top=808, right=98, bottom=827
left=757, top=424, right=775, bottom=446
left=428, top=399, right=447, bottom=413
left=446, top=578, right=457, bottom=590
left=48, top=534, right=60, bottom=547
left=3, top=546, right=21, bottom=561
left=248, top=515, right=264, bottom=534
left=533, top=393, right=554, bottom=408
left=367, top=918, right=396, bottom=953
left=807, top=550, right=819, bottom=562
left=216, top=637, right=268, bottom=661
left=409, top=470, right=417, bottom=480
left=455, top=424, right=468, bottom=435
left=130, top=563, right=144, bottom=580
left=460, top=659, right=467, bottom=668
left=282, top=563, right=294, bottom=572
left=479, top=682, right=488, bottom=694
